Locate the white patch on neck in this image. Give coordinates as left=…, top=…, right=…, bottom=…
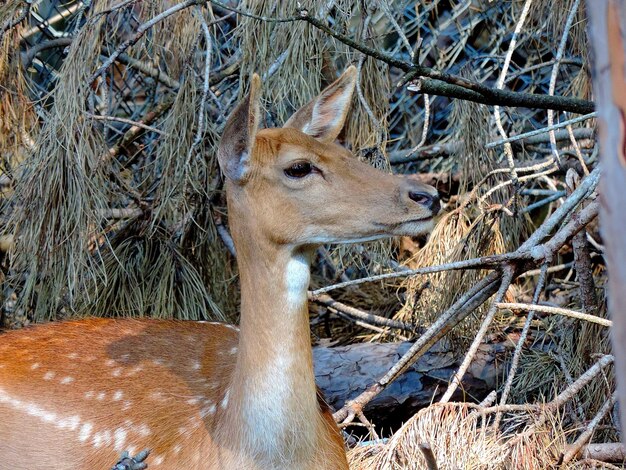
left=284, top=255, right=310, bottom=309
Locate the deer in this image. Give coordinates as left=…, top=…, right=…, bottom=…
left=0, top=66, right=440, bottom=470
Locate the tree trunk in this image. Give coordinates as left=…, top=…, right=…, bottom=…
left=586, top=0, right=626, bottom=437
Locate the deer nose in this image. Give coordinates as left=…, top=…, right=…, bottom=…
left=409, top=191, right=441, bottom=215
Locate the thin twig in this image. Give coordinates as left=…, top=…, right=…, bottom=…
left=86, top=113, right=165, bottom=135
left=333, top=311, right=409, bottom=340
left=567, top=123, right=590, bottom=175
left=309, top=293, right=414, bottom=332
left=485, top=112, right=597, bottom=149
left=567, top=170, right=598, bottom=315
left=519, top=167, right=599, bottom=251
left=214, top=215, right=236, bottom=258
left=481, top=355, right=614, bottom=418
left=492, top=0, right=534, bottom=189
left=186, top=7, right=214, bottom=164
left=547, top=0, right=581, bottom=164
left=311, top=252, right=527, bottom=295
left=497, top=302, right=610, bottom=327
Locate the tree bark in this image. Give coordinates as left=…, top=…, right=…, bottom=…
left=586, top=0, right=626, bottom=437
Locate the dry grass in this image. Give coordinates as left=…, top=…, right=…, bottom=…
left=3, top=2, right=235, bottom=322
left=236, top=0, right=328, bottom=123
left=0, top=10, right=36, bottom=181
left=348, top=402, right=569, bottom=469
left=7, top=4, right=111, bottom=320
left=80, top=223, right=224, bottom=320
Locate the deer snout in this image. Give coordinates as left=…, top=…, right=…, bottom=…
left=408, top=190, right=441, bottom=215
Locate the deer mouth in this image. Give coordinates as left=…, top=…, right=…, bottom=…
left=376, top=216, right=433, bottom=230
left=404, top=216, right=434, bottom=223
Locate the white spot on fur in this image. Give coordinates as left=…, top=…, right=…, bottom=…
left=230, top=347, right=238, bottom=354
left=201, top=404, right=216, bottom=418
left=114, top=428, right=127, bottom=451
left=153, top=455, right=164, bottom=466
left=135, top=423, right=151, bottom=437
left=60, top=376, right=74, bottom=384
left=112, top=368, right=123, bottom=377
left=105, top=359, right=116, bottom=367
left=173, top=445, right=182, bottom=454
left=67, top=352, right=78, bottom=359
left=149, top=391, right=165, bottom=402
left=58, top=415, right=80, bottom=431
left=79, top=422, right=93, bottom=442
left=152, top=359, right=164, bottom=366
left=43, top=371, right=55, bottom=380
left=127, top=365, right=143, bottom=376
left=93, top=432, right=104, bottom=448
left=113, top=390, right=123, bottom=401
left=97, top=392, right=106, bottom=401
left=220, top=390, right=230, bottom=409
left=285, top=255, right=310, bottom=308
left=84, top=391, right=94, bottom=399
left=30, top=363, right=40, bottom=370
left=191, top=361, right=201, bottom=370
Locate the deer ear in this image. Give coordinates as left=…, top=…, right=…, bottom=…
left=283, top=66, right=356, bottom=143
left=217, top=74, right=261, bottom=184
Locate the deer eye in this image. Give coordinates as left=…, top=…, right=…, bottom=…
left=284, top=161, right=313, bottom=178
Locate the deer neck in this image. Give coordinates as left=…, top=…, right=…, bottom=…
left=220, top=213, right=320, bottom=461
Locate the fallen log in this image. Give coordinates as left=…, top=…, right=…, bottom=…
left=313, top=339, right=507, bottom=426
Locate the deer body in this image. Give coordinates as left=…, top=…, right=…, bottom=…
left=0, top=67, right=439, bottom=469
left=0, top=318, right=343, bottom=469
